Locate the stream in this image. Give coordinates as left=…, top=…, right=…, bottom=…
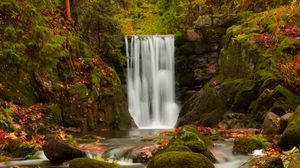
left=0, top=129, right=250, bottom=168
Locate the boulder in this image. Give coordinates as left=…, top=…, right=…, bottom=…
left=69, top=158, right=120, bottom=168
left=262, top=112, right=280, bottom=135
left=240, top=156, right=284, bottom=168
left=279, top=106, right=300, bottom=151
left=280, top=113, right=294, bottom=132
left=147, top=151, right=215, bottom=168
left=261, top=157, right=284, bottom=168
left=3, top=140, right=39, bottom=158
left=233, top=137, right=263, bottom=154
left=168, top=125, right=216, bottom=163
left=42, top=136, right=86, bottom=163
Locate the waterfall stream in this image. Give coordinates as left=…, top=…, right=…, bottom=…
left=125, top=35, right=179, bottom=128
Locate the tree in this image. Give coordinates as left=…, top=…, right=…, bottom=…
left=65, top=0, right=73, bottom=21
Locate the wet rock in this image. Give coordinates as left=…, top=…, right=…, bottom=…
left=168, top=125, right=216, bottom=163
left=132, top=145, right=162, bottom=163
left=69, top=158, right=120, bottom=168
left=262, top=112, right=280, bottom=135
left=147, top=151, right=215, bottom=168
left=3, top=140, right=39, bottom=158
left=42, top=135, right=86, bottom=163
left=280, top=113, right=294, bottom=132
left=233, top=137, right=263, bottom=154
left=240, top=156, right=284, bottom=168
left=279, top=106, right=300, bottom=151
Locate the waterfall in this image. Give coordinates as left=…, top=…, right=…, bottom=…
left=125, top=35, right=179, bottom=128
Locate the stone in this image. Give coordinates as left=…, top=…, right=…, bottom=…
left=280, top=113, right=294, bottom=132
left=185, top=29, right=202, bottom=42
left=262, top=112, right=280, bottom=135
left=168, top=125, right=216, bottom=163
left=261, top=157, right=284, bottom=168
left=240, top=156, right=284, bottom=168
left=3, top=140, right=39, bottom=158
left=233, top=138, right=263, bottom=154
left=194, top=15, right=213, bottom=28
left=69, top=158, right=120, bottom=168
left=42, top=135, right=86, bottom=163
left=279, top=106, right=300, bottom=151
left=147, top=151, right=215, bottom=168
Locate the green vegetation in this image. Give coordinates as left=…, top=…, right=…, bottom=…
left=148, top=151, right=214, bottom=168
left=69, top=158, right=121, bottom=168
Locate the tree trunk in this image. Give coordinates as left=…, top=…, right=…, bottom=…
left=65, top=0, right=72, bottom=21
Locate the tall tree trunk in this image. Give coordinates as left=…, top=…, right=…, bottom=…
left=66, top=0, right=72, bottom=21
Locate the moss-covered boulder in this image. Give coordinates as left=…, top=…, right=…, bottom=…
left=168, top=125, right=216, bottom=162
left=69, top=158, right=120, bottom=168
left=240, top=156, right=284, bottom=168
left=233, top=137, right=264, bottom=154
left=279, top=106, right=300, bottom=151
left=147, top=152, right=215, bottom=168
left=3, top=141, right=39, bottom=158
left=165, top=145, right=192, bottom=152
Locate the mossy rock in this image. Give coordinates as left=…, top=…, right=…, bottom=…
left=147, top=151, right=215, bottom=168
left=279, top=106, right=300, bottom=151
left=240, top=156, right=284, bottom=168
left=69, top=158, right=121, bottom=168
left=169, top=125, right=216, bottom=162
left=165, top=145, right=192, bottom=152
left=175, top=125, right=213, bottom=146
left=233, top=137, right=263, bottom=154
left=5, top=141, right=39, bottom=158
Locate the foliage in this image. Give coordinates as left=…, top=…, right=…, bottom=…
left=78, top=0, right=125, bottom=66
left=0, top=0, right=68, bottom=72
left=278, top=55, right=300, bottom=91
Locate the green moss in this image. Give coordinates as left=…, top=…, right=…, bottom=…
left=273, top=85, right=300, bottom=109
left=147, top=152, right=214, bottom=168
left=279, top=105, right=300, bottom=151
left=251, top=135, right=272, bottom=149
left=165, top=145, right=192, bottom=152
left=5, top=141, right=39, bottom=158
left=45, top=103, right=62, bottom=124
left=69, top=158, right=121, bottom=168
left=177, top=125, right=213, bottom=146
left=67, top=84, right=89, bottom=99
left=233, top=137, right=263, bottom=154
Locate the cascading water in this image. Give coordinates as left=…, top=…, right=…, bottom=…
left=125, top=35, right=179, bottom=128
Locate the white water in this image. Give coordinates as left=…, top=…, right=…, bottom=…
left=125, top=35, right=179, bottom=128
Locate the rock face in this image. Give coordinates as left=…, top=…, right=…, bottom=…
left=279, top=106, right=300, bottom=151
left=176, top=5, right=300, bottom=128
left=69, top=158, right=121, bottom=168
left=147, top=151, right=215, bottom=168
left=42, top=136, right=86, bottom=163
